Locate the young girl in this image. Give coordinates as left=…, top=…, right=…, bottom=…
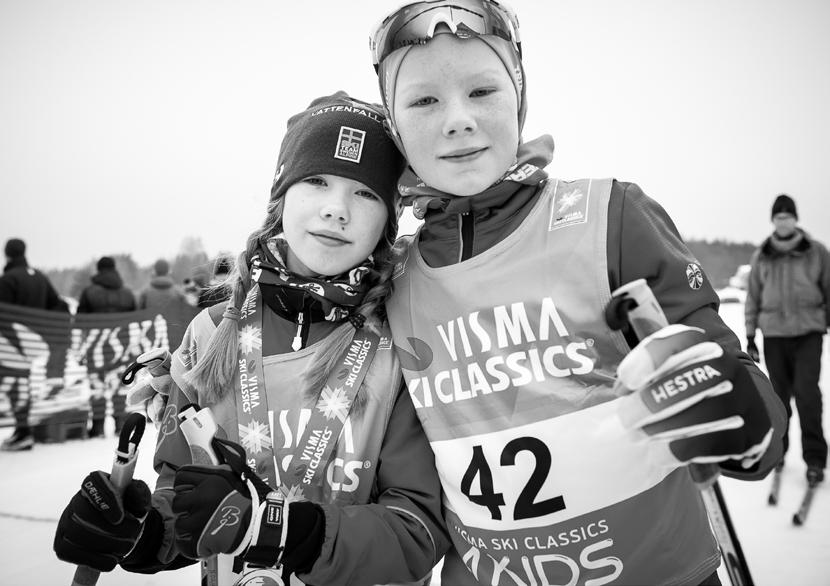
left=369, top=3, right=787, bottom=585
left=54, top=93, right=449, bottom=586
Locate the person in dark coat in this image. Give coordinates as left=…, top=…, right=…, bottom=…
left=77, top=256, right=136, bottom=314
left=0, top=238, right=68, bottom=311
left=0, top=238, right=69, bottom=451
left=76, top=256, right=136, bottom=437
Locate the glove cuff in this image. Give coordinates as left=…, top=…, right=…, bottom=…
left=120, top=508, right=164, bottom=571
left=242, top=491, right=288, bottom=568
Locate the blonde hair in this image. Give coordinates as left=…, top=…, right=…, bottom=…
left=186, top=196, right=402, bottom=411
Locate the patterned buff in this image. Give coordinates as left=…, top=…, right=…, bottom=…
left=250, top=236, right=373, bottom=322
left=398, top=135, right=555, bottom=219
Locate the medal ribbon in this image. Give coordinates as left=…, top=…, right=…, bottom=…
left=285, top=327, right=379, bottom=498
left=233, top=281, right=380, bottom=500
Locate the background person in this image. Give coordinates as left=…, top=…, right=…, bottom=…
left=0, top=237, right=69, bottom=451
left=77, top=256, right=137, bottom=314
left=746, top=193, right=829, bottom=486
left=77, top=255, right=137, bottom=437
left=138, top=258, right=186, bottom=311
left=0, top=237, right=68, bottom=311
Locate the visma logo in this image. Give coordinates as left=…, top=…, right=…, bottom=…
left=276, top=409, right=371, bottom=493
left=327, top=457, right=371, bottom=492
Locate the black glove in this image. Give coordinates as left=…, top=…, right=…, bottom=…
left=54, top=471, right=151, bottom=572
left=173, top=464, right=257, bottom=559
left=172, top=438, right=276, bottom=561
left=746, top=337, right=760, bottom=363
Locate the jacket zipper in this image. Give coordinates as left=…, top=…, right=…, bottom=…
left=459, top=212, right=474, bottom=262
left=291, top=309, right=307, bottom=351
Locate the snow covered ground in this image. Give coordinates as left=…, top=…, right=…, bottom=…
left=0, top=302, right=827, bottom=585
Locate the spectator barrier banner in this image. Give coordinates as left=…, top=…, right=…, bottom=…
left=0, top=300, right=198, bottom=427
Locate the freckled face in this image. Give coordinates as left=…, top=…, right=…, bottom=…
left=392, top=34, right=519, bottom=196
left=282, top=174, right=388, bottom=277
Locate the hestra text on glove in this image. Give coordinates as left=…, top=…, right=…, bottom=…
left=616, top=324, right=773, bottom=469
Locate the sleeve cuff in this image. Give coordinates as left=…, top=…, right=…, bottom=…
left=279, top=501, right=325, bottom=574
left=120, top=509, right=196, bottom=574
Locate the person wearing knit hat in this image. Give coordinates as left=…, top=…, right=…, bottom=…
left=4, top=237, right=26, bottom=259
left=0, top=237, right=69, bottom=451
left=771, top=193, right=798, bottom=220
left=55, top=92, right=450, bottom=586
left=269, top=91, right=405, bottom=235
left=77, top=256, right=136, bottom=315
left=746, top=194, right=829, bottom=489
left=1, top=238, right=68, bottom=311
left=76, top=255, right=137, bottom=437
left=369, top=3, right=786, bottom=585
left=138, top=258, right=187, bottom=311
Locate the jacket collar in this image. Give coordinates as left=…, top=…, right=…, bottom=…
left=398, top=135, right=554, bottom=220
left=3, top=257, right=28, bottom=273
left=91, top=269, right=124, bottom=289
left=761, top=228, right=811, bottom=257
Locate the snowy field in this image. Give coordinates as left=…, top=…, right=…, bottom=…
left=0, top=302, right=827, bottom=585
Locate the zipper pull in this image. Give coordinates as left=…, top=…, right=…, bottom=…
left=291, top=312, right=304, bottom=351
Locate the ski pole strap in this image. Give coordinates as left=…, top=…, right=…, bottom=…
left=243, top=491, right=289, bottom=568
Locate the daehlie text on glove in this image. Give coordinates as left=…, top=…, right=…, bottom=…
left=53, top=471, right=151, bottom=572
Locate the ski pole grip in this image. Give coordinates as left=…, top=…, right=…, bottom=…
left=179, top=404, right=221, bottom=465
left=177, top=404, right=222, bottom=586
left=609, top=280, right=720, bottom=486
left=608, top=279, right=669, bottom=340
left=70, top=413, right=147, bottom=586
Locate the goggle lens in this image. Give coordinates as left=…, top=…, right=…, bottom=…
left=370, top=0, right=521, bottom=68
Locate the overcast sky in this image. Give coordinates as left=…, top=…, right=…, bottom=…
left=2, top=0, right=829, bottom=270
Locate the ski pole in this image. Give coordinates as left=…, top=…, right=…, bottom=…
left=607, top=279, right=754, bottom=586
left=178, top=404, right=221, bottom=586
left=70, top=412, right=147, bottom=586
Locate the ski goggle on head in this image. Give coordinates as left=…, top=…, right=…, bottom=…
left=370, top=0, right=521, bottom=71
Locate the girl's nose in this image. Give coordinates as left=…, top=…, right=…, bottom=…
left=320, top=188, right=350, bottom=224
